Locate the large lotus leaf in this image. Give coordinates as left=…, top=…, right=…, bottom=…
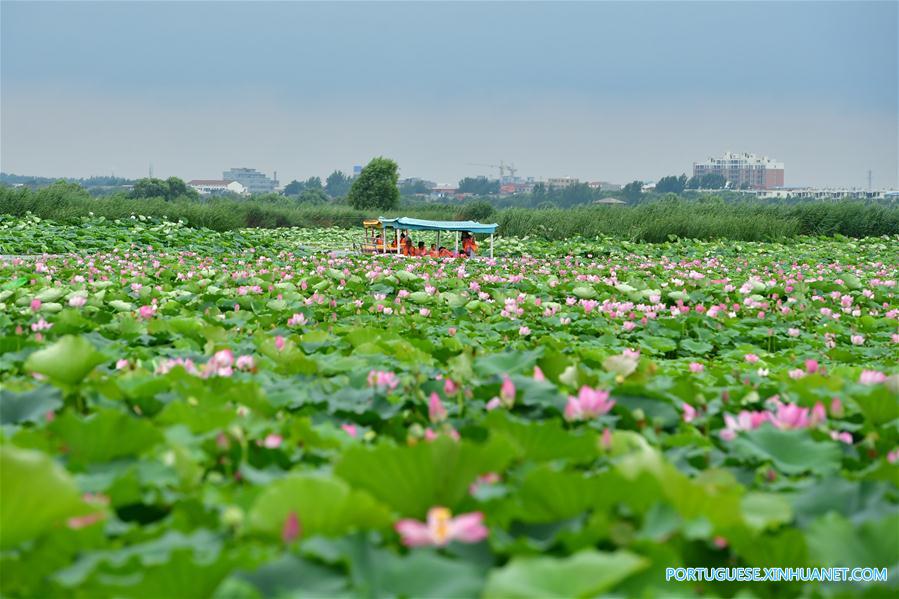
left=512, top=466, right=614, bottom=523
left=853, top=385, right=899, bottom=427
left=0, top=446, right=90, bottom=549
left=805, top=512, right=899, bottom=569
left=486, top=412, right=598, bottom=462
left=233, top=554, right=348, bottom=598
left=0, top=386, right=63, bottom=424
left=357, top=547, right=486, bottom=599
left=740, top=492, right=794, bottom=532
left=49, top=408, right=163, bottom=467
left=483, top=550, right=648, bottom=598
left=248, top=473, right=391, bottom=539
left=730, top=425, right=842, bottom=475
left=23, top=335, right=107, bottom=386
left=335, top=435, right=517, bottom=517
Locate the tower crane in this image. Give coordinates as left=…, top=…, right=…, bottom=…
left=467, top=161, right=518, bottom=181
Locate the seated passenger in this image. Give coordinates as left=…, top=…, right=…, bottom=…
left=438, top=246, right=453, bottom=258
left=416, top=241, right=427, bottom=256
left=461, top=232, right=478, bottom=257
left=429, top=244, right=439, bottom=257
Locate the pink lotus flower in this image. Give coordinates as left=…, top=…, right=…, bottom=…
left=263, top=433, right=283, bottom=449
left=282, top=511, right=301, bottom=543
left=68, top=295, right=87, bottom=308
left=830, top=431, right=853, bottom=444
left=428, top=392, right=447, bottom=423
left=235, top=355, right=255, bottom=371
left=341, top=423, right=358, bottom=438
left=469, top=472, right=501, bottom=494
left=287, top=313, right=307, bottom=327
left=116, top=358, right=130, bottom=370
left=138, top=304, right=156, bottom=320
left=419, top=308, right=431, bottom=317
left=769, top=401, right=810, bottom=430
left=203, top=349, right=234, bottom=377
left=564, top=386, right=615, bottom=421
left=367, top=370, right=399, bottom=391
left=689, top=362, right=704, bottom=373
left=395, top=507, right=488, bottom=547
left=274, top=335, right=286, bottom=351
left=31, top=319, right=52, bottom=332
left=601, top=427, right=613, bottom=450
left=860, top=370, right=887, bottom=385
left=744, top=354, right=759, bottom=364
left=788, top=368, right=805, bottom=380
left=443, top=378, right=458, bottom=395
left=721, top=410, right=770, bottom=441
left=830, top=398, right=844, bottom=418
left=533, top=366, right=546, bottom=381
left=887, top=448, right=899, bottom=464
left=850, top=334, right=865, bottom=346
left=30, top=298, right=41, bottom=312
left=518, top=326, right=531, bottom=336
left=805, top=359, right=819, bottom=373
left=682, top=403, right=697, bottom=423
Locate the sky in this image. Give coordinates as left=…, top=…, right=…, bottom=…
left=1, top=1, right=897, bottom=188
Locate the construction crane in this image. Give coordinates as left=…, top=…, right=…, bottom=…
left=467, top=161, right=518, bottom=181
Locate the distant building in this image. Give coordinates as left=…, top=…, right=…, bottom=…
left=429, top=184, right=459, bottom=199
left=500, top=182, right=533, bottom=195
left=693, top=152, right=784, bottom=189
left=587, top=181, right=621, bottom=191
left=222, top=168, right=278, bottom=194
left=750, top=188, right=894, bottom=200
left=188, top=179, right=247, bottom=196
left=546, top=177, right=580, bottom=188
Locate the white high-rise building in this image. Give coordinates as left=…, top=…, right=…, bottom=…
left=693, top=152, right=784, bottom=189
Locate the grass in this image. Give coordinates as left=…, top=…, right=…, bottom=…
left=2, top=185, right=897, bottom=242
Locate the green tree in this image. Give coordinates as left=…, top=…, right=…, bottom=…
left=622, top=181, right=643, bottom=202
left=347, top=157, right=400, bottom=210
left=325, top=171, right=352, bottom=198
left=283, top=180, right=304, bottom=196
left=129, top=178, right=170, bottom=200
left=458, top=176, right=500, bottom=195
left=399, top=179, right=433, bottom=195
left=655, top=174, right=687, bottom=194
left=298, top=188, right=329, bottom=204
left=129, top=177, right=196, bottom=201
left=458, top=200, right=496, bottom=221
left=699, top=173, right=726, bottom=189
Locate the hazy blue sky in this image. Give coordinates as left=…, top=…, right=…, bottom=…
left=2, top=1, right=897, bottom=187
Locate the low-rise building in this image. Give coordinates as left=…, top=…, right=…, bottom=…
left=750, top=188, right=895, bottom=200
left=222, top=168, right=278, bottom=194
left=546, top=177, right=580, bottom=188
left=188, top=179, right=248, bottom=196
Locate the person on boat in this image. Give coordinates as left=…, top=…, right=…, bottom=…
left=416, top=241, right=428, bottom=256
left=403, top=236, right=414, bottom=256
left=438, top=246, right=453, bottom=258
left=429, top=244, right=439, bottom=257
left=461, top=232, right=478, bottom=257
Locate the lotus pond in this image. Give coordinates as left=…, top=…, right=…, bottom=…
left=1, top=217, right=897, bottom=598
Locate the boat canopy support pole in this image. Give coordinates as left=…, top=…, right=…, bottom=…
left=489, top=233, right=494, bottom=259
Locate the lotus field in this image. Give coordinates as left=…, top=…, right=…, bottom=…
left=1, top=217, right=898, bottom=598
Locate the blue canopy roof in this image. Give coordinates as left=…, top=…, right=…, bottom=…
left=378, top=217, right=498, bottom=234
